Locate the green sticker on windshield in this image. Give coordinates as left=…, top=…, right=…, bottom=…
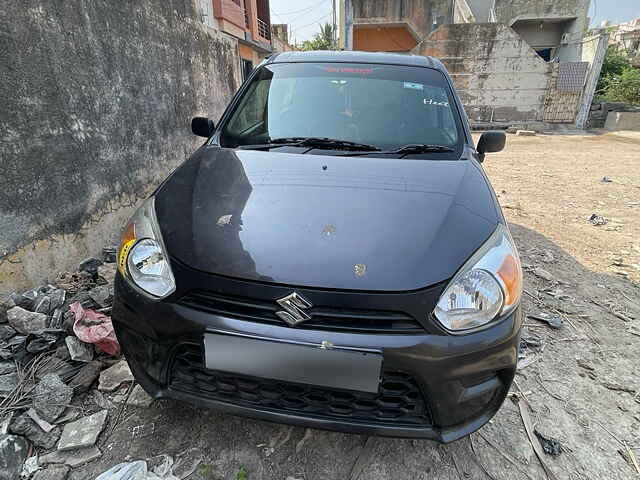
left=403, top=82, right=423, bottom=90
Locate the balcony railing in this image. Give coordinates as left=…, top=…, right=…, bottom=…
left=257, top=18, right=271, bottom=40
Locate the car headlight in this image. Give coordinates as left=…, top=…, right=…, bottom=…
left=117, top=197, right=175, bottom=298
left=434, top=224, right=522, bottom=333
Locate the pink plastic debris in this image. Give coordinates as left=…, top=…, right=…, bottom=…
left=70, top=301, right=121, bottom=356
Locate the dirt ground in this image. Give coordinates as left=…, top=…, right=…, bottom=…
left=72, top=132, right=640, bottom=480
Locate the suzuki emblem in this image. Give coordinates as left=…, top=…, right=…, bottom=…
left=275, top=292, right=313, bottom=326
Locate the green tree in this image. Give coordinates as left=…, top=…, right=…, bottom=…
left=300, top=23, right=336, bottom=51
left=597, top=46, right=631, bottom=93
left=602, top=67, right=640, bottom=104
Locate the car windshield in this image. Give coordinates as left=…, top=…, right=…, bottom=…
left=220, top=62, right=464, bottom=155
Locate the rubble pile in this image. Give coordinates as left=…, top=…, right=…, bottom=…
left=0, top=247, right=147, bottom=480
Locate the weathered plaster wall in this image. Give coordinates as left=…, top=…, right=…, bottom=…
left=493, top=0, right=590, bottom=60
left=0, top=0, right=241, bottom=292
left=352, top=0, right=452, bottom=35
left=415, top=23, right=552, bottom=122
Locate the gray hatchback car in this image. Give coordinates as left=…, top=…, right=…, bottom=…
left=113, top=50, right=522, bottom=442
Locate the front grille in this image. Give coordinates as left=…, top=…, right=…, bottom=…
left=178, top=290, right=424, bottom=333
left=169, top=345, right=431, bottom=426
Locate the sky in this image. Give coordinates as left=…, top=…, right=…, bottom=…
left=269, top=0, right=640, bottom=44
left=269, top=0, right=335, bottom=44
left=589, top=0, right=639, bottom=27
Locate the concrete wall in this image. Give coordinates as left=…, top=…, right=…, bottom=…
left=351, top=0, right=452, bottom=36
left=415, top=23, right=552, bottom=123
left=493, top=0, right=590, bottom=60
left=0, top=0, right=241, bottom=292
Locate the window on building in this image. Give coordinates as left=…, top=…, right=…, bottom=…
left=242, top=59, right=254, bottom=83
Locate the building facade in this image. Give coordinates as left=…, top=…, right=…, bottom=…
left=340, top=0, right=605, bottom=127
left=198, top=0, right=279, bottom=80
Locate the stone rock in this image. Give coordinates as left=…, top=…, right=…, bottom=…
left=0, top=298, right=13, bottom=324
left=0, top=434, right=29, bottom=480
left=102, top=247, right=117, bottom=263
left=127, top=384, right=154, bottom=408
left=33, top=374, right=73, bottom=423
left=0, top=325, right=16, bottom=342
left=26, top=330, right=61, bottom=353
left=88, top=286, right=112, bottom=308
left=50, top=309, right=64, bottom=330
left=65, top=336, right=93, bottom=363
left=40, top=446, right=102, bottom=468
left=533, top=267, right=554, bottom=282
left=9, top=412, right=61, bottom=449
left=57, top=410, right=107, bottom=451
left=34, top=295, right=52, bottom=315
left=54, top=344, right=71, bottom=361
left=68, top=360, right=103, bottom=394
left=32, top=465, right=70, bottom=480
left=7, top=307, right=48, bottom=335
left=0, top=372, right=18, bottom=396
left=0, top=362, right=15, bottom=376
left=516, top=129, right=536, bottom=136
left=79, top=258, right=103, bottom=277
left=62, top=311, right=75, bottom=334
left=49, top=290, right=66, bottom=312
left=9, top=290, right=37, bottom=311
left=97, top=263, right=117, bottom=286
left=98, top=360, right=133, bottom=392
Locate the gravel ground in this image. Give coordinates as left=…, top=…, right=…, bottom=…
left=66, top=132, right=640, bottom=480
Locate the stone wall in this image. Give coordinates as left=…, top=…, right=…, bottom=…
left=0, top=0, right=241, bottom=292
left=415, top=23, right=552, bottom=123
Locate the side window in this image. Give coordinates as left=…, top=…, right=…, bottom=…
left=226, top=79, right=271, bottom=137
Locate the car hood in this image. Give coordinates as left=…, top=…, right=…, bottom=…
left=155, top=147, right=499, bottom=291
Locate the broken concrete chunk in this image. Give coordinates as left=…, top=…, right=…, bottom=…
left=7, top=306, right=48, bottom=335
left=533, top=267, right=554, bottom=282
left=516, top=129, right=536, bottom=136
left=0, top=361, right=15, bottom=376
left=69, top=360, right=103, bottom=394
left=33, top=373, right=73, bottom=423
left=26, top=330, right=61, bottom=353
left=57, top=410, right=107, bottom=451
left=65, top=336, right=93, bottom=362
left=41, top=445, right=102, bottom=468
left=49, top=289, right=66, bottom=312
left=9, top=411, right=61, bottom=449
left=26, top=408, right=55, bottom=432
left=97, top=263, right=117, bottom=286
left=127, top=384, right=154, bottom=408
left=34, top=295, right=52, bottom=314
left=0, top=372, right=18, bottom=396
left=79, top=257, right=103, bottom=277
left=32, top=465, right=71, bottom=480
left=98, top=360, right=133, bottom=392
left=88, top=286, right=113, bottom=308
left=0, top=325, right=16, bottom=342
left=0, top=298, right=14, bottom=323
left=0, top=434, right=29, bottom=480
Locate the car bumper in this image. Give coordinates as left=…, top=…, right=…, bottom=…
left=112, top=273, right=522, bottom=443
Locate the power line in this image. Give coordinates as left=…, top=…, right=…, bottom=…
left=290, top=11, right=332, bottom=34
left=272, top=0, right=327, bottom=18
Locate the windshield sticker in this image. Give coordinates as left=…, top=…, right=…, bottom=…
left=403, top=82, right=423, bottom=90
left=323, top=66, right=373, bottom=75
left=423, top=98, right=450, bottom=107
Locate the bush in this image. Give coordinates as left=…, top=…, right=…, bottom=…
left=601, top=67, right=640, bottom=105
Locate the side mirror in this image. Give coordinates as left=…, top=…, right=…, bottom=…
left=476, top=131, right=506, bottom=162
left=191, top=117, right=215, bottom=137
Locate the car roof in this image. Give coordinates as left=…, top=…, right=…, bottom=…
left=267, top=50, right=446, bottom=71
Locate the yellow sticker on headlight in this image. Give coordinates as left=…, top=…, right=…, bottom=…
left=118, top=239, right=135, bottom=275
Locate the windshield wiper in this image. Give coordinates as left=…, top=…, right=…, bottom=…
left=239, top=137, right=381, bottom=152
left=340, top=144, right=455, bottom=157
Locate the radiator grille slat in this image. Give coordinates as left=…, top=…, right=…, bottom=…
left=178, top=290, right=424, bottom=333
